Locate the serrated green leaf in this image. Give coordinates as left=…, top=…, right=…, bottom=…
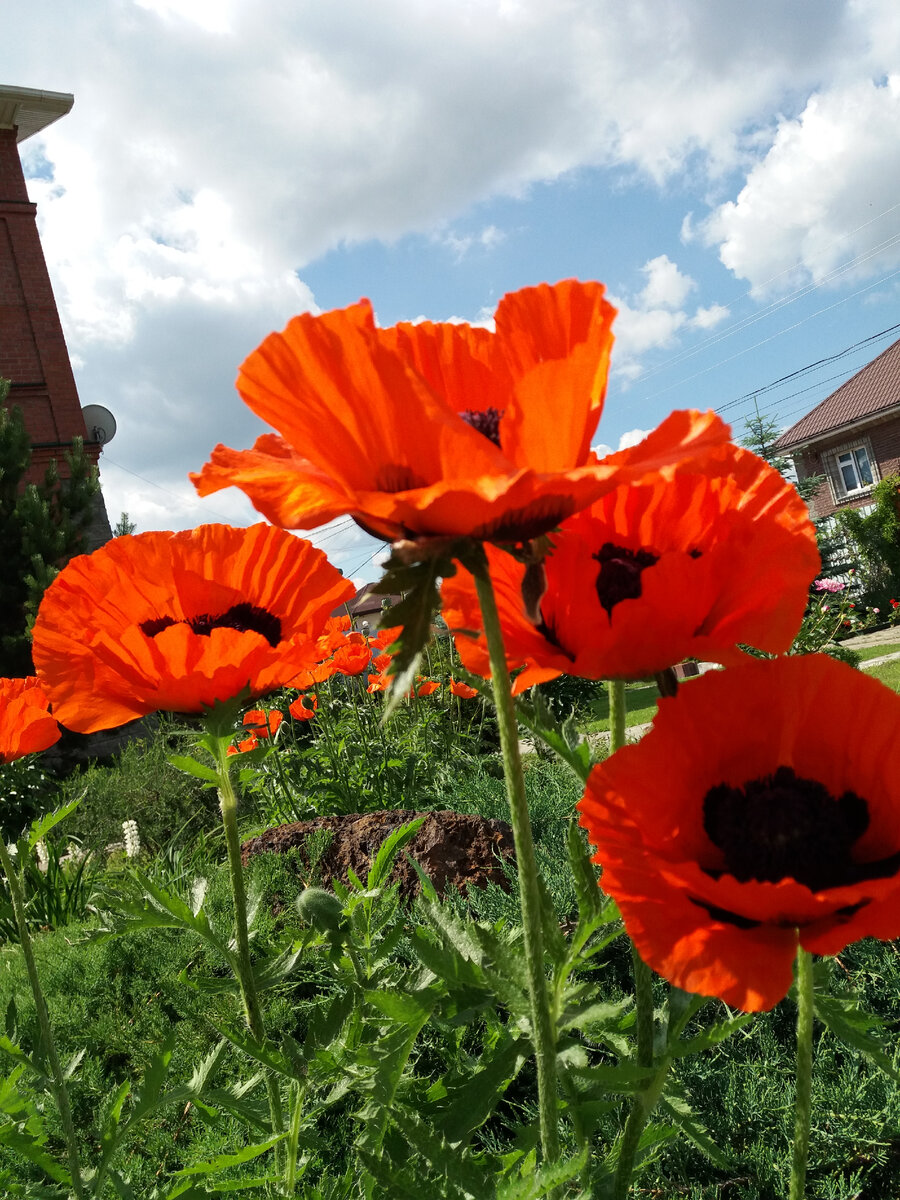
left=669, top=1012, right=754, bottom=1057
left=515, top=689, right=592, bottom=782
left=558, top=996, right=632, bottom=1036
left=373, top=552, right=458, bottom=719
left=173, top=1132, right=287, bottom=1176
left=388, top=1104, right=489, bottom=1198
left=438, top=1034, right=529, bottom=1146
left=815, top=991, right=900, bottom=1082
left=564, top=1061, right=655, bottom=1095
left=496, top=1147, right=588, bottom=1200
left=168, top=755, right=221, bottom=783
left=0, top=1036, right=52, bottom=1093
left=27, top=799, right=81, bottom=851
left=657, top=1093, right=730, bottom=1167
left=0, top=1124, right=70, bottom=1184
left=367, top=818, right=425, bottom=891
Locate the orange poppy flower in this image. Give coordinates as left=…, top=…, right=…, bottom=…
left=449, top=678, right=479, bottom=699
left=414, top=679, right=441, bottom=697
left=289, top=693, right=318, bottom=720
left=227, top=732, right=260, bottom=756
left=370, top=625, right=402, bottom=651
left=192, top=281, right=732, bottom=543
left=243, top=709, right=283, bottom=738
left=0, top=677, right=61, bottom=763
left=32, top=524, right=354, bottom=733
left=578, top=655, right=900, bottom=1012
left=332, top=639, right=371, bottom=676
left=441, top=442, right=819, bottom=689
left=315, top=615, right=352, bottom=656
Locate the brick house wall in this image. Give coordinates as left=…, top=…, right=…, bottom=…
left=792, top=411, right=900, bottom=520
left=0, top=124, right=99, bottom=485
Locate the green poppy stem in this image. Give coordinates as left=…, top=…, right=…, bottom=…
left=0, top=836, right=84, bottom=1199
left=607, top=678, right=627, bottom=753
left=471, top=558, right=560, bottom=1166
left=789, top=947, right=815, bottom=1200
left=213, top=749, right=285, bottom=1163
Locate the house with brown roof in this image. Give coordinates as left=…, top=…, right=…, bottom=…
left=774, top=335, right=900, bottom=520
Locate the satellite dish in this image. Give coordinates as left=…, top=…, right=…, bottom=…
left=81, top=404, right=117, bottom=446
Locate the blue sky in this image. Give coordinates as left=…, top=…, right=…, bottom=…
left=2, top=1, right=900, bottom=584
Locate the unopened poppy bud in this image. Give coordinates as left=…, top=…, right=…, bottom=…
left=296, top=887, right=345, bottom=934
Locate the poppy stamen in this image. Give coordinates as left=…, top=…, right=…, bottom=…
left=459, top=407, right=504, bottom=448
left=702, top=765, right=888, bottom=892
left=189, top=603, right=283, bottom=647
left=142, top=604, right=283, bottom=648
left=593, top=542, right=659, bottom=619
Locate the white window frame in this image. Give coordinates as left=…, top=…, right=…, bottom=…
left=824, top=437, right=879, bottom=503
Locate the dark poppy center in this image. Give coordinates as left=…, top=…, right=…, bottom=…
left=140, top=603, right=282, bottom=648
left=593, top=542, right=659, bottom=618
left=702, top=765, right=892, bottom=892
left=459, top=407, right=504, bottom=448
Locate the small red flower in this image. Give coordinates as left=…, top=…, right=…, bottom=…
left=243, top=709, right=283, bottom=738
left=227, top=732, right=260, bottom=756
left=0, top=677, right=61, bottom=763
left=289, top=693, right=318, bottom=720
left=332, top=638, right=371, bottom=677
left=449, top=678, right=479, bottom=699
left=414, top=679, right=441, bottom=697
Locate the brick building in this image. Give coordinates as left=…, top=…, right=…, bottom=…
left=774, top=335, right=900, bottom=520
left=0, top=85, right=109, bottom=527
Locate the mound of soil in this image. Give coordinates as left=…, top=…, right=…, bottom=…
left=241, top=809, right=516, bottom=899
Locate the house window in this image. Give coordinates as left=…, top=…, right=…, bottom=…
left=835, top=445, right=874, bottom=494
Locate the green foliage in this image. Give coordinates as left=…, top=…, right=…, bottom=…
left=112, top=512, right=137, bottom=536
left=0, top=386, right=100, bottom=676
left=741, top=410, right=825, bottom=505
left=53, top=720, right=220, bottom=853
left=836, top=474, right=900, bottom=610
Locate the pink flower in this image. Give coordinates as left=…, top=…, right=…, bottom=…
left=814, top=578, right=845, bottom=593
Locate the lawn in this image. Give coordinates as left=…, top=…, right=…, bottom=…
left=581, top=679, right=661, bottom=733
left=855, top=641, right=900, bottom=663
left=865, top=655, right=900, bottom=690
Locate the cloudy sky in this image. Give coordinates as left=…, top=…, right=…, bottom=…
left=4, top=0, right=900, bottom=585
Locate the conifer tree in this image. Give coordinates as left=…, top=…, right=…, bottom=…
left=0, top=379, right=100, bottom=676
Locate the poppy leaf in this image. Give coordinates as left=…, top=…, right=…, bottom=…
left=657, top=1092, right=731, bottom=1168
left=515, top=690, right=592, bottom=783
left=372, top=552, right=457, bottom=719
left=495, top=1146, right=588, bottom=1200
left=367, top=817, right=425, bottom=891
left=668, top=1012, right=754, bottom=1057
left=168, top=755, right=221, bottom=784
left=814, top=991, right=900, bottom=1083
left=26, top=799, right=81, bottom=852
left=172, top=1131, right=289, bottom=1177
left=385, top=1104, right=494, bottom=1197
left=434, top=1034, right=529, bottom=1147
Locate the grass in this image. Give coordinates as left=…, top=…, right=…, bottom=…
left=865, top=657, right=900, bottom=691
left=581, top=679, right=661, bottom=733
left=855, top=641, right=900, bottom=663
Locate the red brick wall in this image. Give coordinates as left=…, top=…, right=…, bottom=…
left=0, top=126, right=97, bottom=483
left=794, top=414, right=900, bottom=519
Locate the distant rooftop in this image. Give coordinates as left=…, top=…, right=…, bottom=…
left=775, top=334, right=900, bottom=451
left=0, top=85, right=73, bottom=143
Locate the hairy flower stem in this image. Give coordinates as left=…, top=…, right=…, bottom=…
left=0, top=837, right=85, bottom=1199
left=214, top=753, right=285, bottom=1166
left=607, top=678, right=626, bottom=753
left=472, top=560, right=560, bottom=1166
left=789, top=947, right=815, bottom=1200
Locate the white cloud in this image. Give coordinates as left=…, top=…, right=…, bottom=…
left=702, top=77, right=900, bottom=293
left=592, top=428, right=652, bottom=457
left=690, top=303, right=730, bottom=330
left=639, top=255, right=695, bottom=311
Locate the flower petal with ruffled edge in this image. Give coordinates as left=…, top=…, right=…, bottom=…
left=32, top=524, right=354, bottom=733
left=0, top=677, right=61, bottom=763
left=442, top=439, right=819, bottom=689
left=577, top=655, right=900, bottom=1012
left=192, top=282, right=733, bottom=543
